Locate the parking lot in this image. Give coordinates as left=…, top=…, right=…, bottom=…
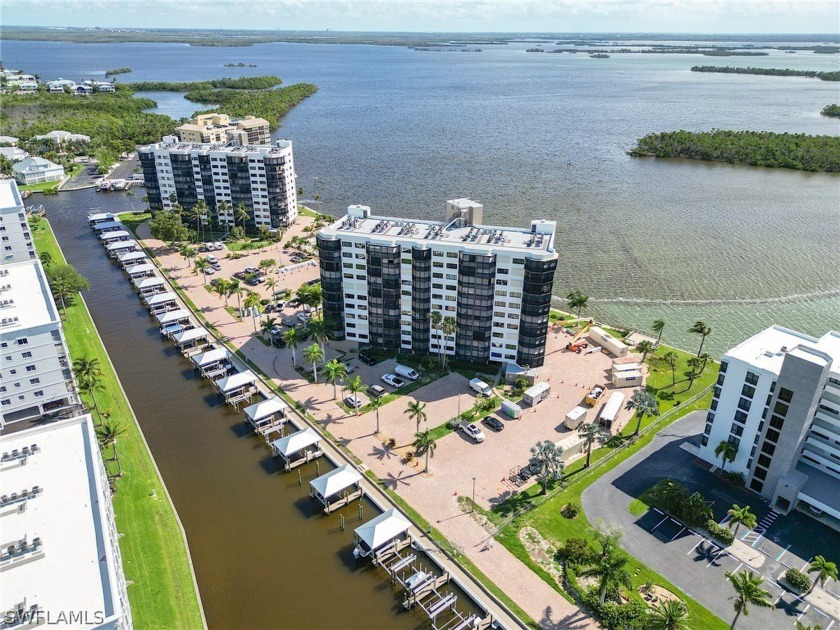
left=583, top=411, right=840, bottom=629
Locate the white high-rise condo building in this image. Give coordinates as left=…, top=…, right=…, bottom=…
left=317, top=200, right=558, bottom=367
left=0, top=260, right=79, bottom=427
left=138, top=135, right=298, bottom=228
left=0, top=179, right=37, bottom=263
left=0, top=414, right=132, bottom=629
left=698, top=325, right=840, bottom=527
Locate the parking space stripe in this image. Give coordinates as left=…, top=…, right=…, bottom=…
left=732, top=562, right=743, bottom=574
left=801, top=560, right=811, bottom=571
left=776, top=544, right=791, bottom=562
left=706, top=549, right=727, bottom=568
left=796, top=605, right=811, bottom=622
left=825, top=620, right=835, bottom=630
left=774, top=592, right=785, bottom=605
left=671, top=526, right=686, bottom=541
left=813, top=608, right=830, bottom=619
left=687, top=539, right=703, bottom=555
left=651, top=515, right=669, bottom=531
left=751, top=533, right=765, bottom=548
left=652, top=507, right=663, bottom=515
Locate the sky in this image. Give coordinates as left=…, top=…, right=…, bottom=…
left=1, top=0, right=839, bottom=34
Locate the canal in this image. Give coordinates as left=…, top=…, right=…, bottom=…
left=43, top=190, right=427, bottom=629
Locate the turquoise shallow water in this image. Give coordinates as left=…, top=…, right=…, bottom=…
left=5, top=38, right=839, bottom=354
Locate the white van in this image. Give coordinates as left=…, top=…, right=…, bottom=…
left=469, top=378, right=492, bottom=396
left=394, top=364, right=419, bottom=381
left=206, top=254, right=218, bottom=265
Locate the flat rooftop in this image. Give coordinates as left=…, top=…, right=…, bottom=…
left=797, top=462, right=840, bottom=513
left=0, top=178, right=24, bottom=211
left=0, top=415, right=124, bottom=624
left=0, top=260, right=58, bottom=332
left=724, top=325, right=840, bottom=375
left=140, top=137, right=292, bottom=155
left=320, top=207, right=557, bottom=256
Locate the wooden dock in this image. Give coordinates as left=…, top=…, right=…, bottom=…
left=323, top=487, right=364, bottom=514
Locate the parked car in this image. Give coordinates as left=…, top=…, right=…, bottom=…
left=460, top=423, right=486, bottom=443
left=270, top=325, right=283, bottom=336
left=206, top=254, right=218, bottom=265
left=233, top=271, right=246, bottom=280
left=344, top=395, right=363, bottom=409
left=209, top=278, right=221, bottom=287
left=213, top=241, right=223, bottom=251
left=305, top=279, right=320, bottom=286
left=359, top=352, right=377, bottom=366
left=204, top=267, right=216, bottom=275
left=394, top=364, right=419, bottom=381
left=481, top=416, right=504, bottom=432
left=808, top=504, right=825, bottom=517
left=264, top=303, right=276, bottom=314
left=198, top=244, right=208, bottom=252
left=367, top=384, right=386, bottom=399
left=296, top=312, right=309, bottom=324
left=209, top=262, right=222, bottom=271
left=245, top=266, right=260, bottom=275
left=381, top=374, right=405, bottom=388
left=281, top=316, right=297, bottom=327
left=469, top=378, right=492, bottom=396
left=272, top=337, right=286, bottom=349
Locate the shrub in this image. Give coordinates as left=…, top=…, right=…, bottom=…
left=562, top=502, right=581, bottom=519
left=785, top=568, right=812, bottom=592
left=556, top=537, right=596, bottom=567
left=446, top=418, right=460, bottom=430
left=705, top=519, right=735, bottom=545
left=723, top=471, right=746, bottom=486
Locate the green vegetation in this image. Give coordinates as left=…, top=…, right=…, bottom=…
left=0, top=75, right=316, bottom=156
left=31, top=219, right=204, bottom=630
left=691, top=65, right=840, bottom=81
left=106, top=67, right=132, bottom=76
left=822, top=104, right=840, bottom=118
left=630, top=130, right=840, bottom=172
left=784, top=568, right=813, bottom=592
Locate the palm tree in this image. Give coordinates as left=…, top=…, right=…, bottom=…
left=78, top=376, right=105, bottom=419
left=648, top=599, right=689, bottom=630
left=807, top=556, right=838, bottom=594
left=699, top=352, right=713, bottom=373
left=566, top=289, right=589, bottom=318
left=266, top=277, right=277, bottom=295
left=726, top=504, right=757, bottom=538
left=715, top=440, right=739, bottom=472
left=370, top=395, right=384, bottom=434
left=652, top=318, right=666, bottom=344
left=213, top=278, right=228, bottom=304
left=440, top=316, right=457, bottom=370
left=72, top=356, right=102, bottom=384
left=307, top=316, right=330, bottom=350
left=97, top=422, right=127, bottom=476
left=529, top=440, right=565, bottom=494
left=688, top=321, right=712, bottom=356
left=303, top=343, right=324, bottom=382
left=579, top=546, right=633, bottom=605
left=795, top=622, right=823, bottom=630
left=625, top=388, right=660, bottom=436
left=323, top=359, right=348, bottom=399
left=405, top=400, right=428, bottom=433
left=283, top=328, right=303, bottom=366
left=687, top=356, right=705, bottom=389
left=190, top=200, right=207, bottom=243
left=636, top=340, right=654, bottom=363
left=193, top=257, right=209, bottom=283
left=235, top=203, right=250, bottom=229
left=39, top=251, right=52, bottom=267
left=226, top=279, right=242, bottom=316
left=260, top=316, right=278, bottom=341
left=429, top=310, right=443, bottom=367
left=217, top=200, right=231, bottom=228
left=726, top=570, right=772, bottom=628
left=578, top=422, right=602, bottom=468
left=413, top=430, right=437, bottom=472
left=345, top=375, right=365, bottom=417
left=663, top=351, right=679, bottom=385
left=243, top=291, right=262, bottom=332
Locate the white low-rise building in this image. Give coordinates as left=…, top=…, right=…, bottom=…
left=12, top=157, right=65, bottom=185
left=0, top=179, right=36, bottom=263
left=699, top=325, right=840, bottom=527
left=0, top=260, right=79, bottom=426
left=0, top=414, right=132, bottom=629
left=0, top=146, right=29, bottom=162
left=34, top=130, right=91, bottom=144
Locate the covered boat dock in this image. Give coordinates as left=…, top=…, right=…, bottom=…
left=310, top=463, right=363, bottom=514
left=106, top=240, right=139, bottom=258
left=88, top=211, right=116, bottom=227
left=353, top=508, right=412, bottom=560
left=214, top=370, right=258, bottom=408
left=125, top=263, right=156, bottom=279
left=134, top=276, right=165, bottom=297
left=156, top=308, right=191, bottom=327
left=270, top=426, right=324, bottom=471
left=92, top=220, right=122, bottom=233
left=118, top=251, right=147, bottom=267
left=191, top=347, right=231, bottom=379
left=173, top=327, right=210, bottom=355
left=243, top=396, right=288, bottom=436
left=99, top=229, right=131, bottom=243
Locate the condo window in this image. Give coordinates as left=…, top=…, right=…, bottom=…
left=769, top=414, right=785, bottom=430
left=773, top=401, right=789, bottom=417
left=446, top=252, right=458, bottom=258
left=737, top=397, right=751, bottom=412
left=753, top=467, right=767, bottom=481
left=745, top=371, right=759, bottom=386
left=765, top=428, right=781, bottom=444
left=741, top=384, right=756, bottom=399
left=778, top=387, right=794, bottom=403
left=497, top=268, right=509, bottom=274
left=513, top=258, right=525, bottom=265
left=34, top=390, right=43, bottom=397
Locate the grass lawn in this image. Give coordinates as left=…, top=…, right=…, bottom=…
left=117, top=210, right=151, bottom=235
left=31, top=219, right=205, bottom=630
left=226, top=238, right=271, bottom=252
left=20, top=179, right=62, bottom=193
left=485, top=381, right=721, bottom=629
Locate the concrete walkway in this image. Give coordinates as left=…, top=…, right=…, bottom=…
left=136, top=222, right=596, bottom=629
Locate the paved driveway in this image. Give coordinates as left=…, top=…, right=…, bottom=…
left=581, top=411, right=840, bottom=629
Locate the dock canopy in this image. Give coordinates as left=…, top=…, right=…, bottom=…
left=105, top=239, right=138, bottom=252
left=145, top=292, right=176, bottom=307
left=156, top=308, right=190, bottom=325
left=100, top=230, right=130, bottom=241
left=89, top=212, right=116, bottom=225
left=125, top=263, right=155, bottom=278
left=354, top=508, right=412, bottom=557
left=192, top=347, right=229, bottom=368
left=92, top=220, right=122, bottom=232
left=118, top=251, right=147, bottom=265
left=270, top=426, right=320, bottom=459
left=134, top=276, right=164, bottom=290
left=173, top=327, right=209, bottom=346
left=244, top=397, right=288, bottom=425
left=310, top=464, right=362, bottom=503
left=215, top=370, right=257, bottom=394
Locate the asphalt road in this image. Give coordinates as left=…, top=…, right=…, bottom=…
left=581, top=411, right=839, bottom=630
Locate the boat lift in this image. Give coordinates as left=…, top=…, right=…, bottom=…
left=270, top=426, right=323, bottom=471
left=309, top=463, right=364, bottom=514
left=243, top=396, right=289, bottom=438
left=214, top=370, right=258, bottom=409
